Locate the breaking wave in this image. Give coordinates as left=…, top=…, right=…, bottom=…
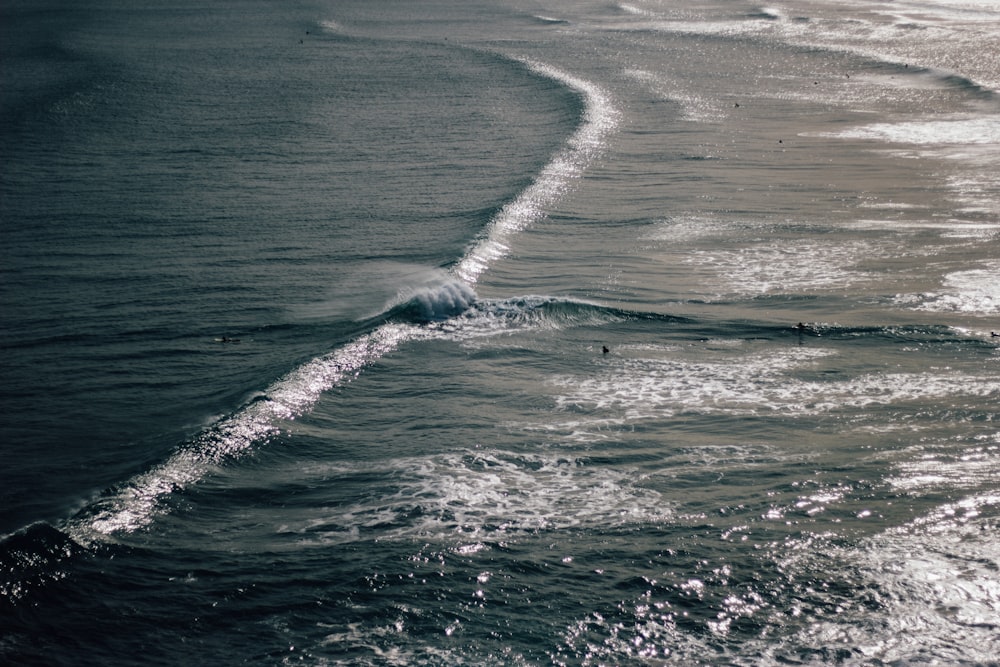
left=35, top=55, right=614, bottom=550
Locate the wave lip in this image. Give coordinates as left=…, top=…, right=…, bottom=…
left=391, top=278, right=478, bottom=322
left=896, top=261, right=1000, bottom=315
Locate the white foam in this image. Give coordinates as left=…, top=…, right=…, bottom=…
left=412, top=281, right=477, bottom=320
left=437, top=295, right=621, bottom=345
left=879, top=0, right=1000, bottom=24
left=834, top=116, right=1000, bottom=146
left=533, top=15, right=569, bottom=25
left=618, top=3, right=656, bottom=19
left=684, top=239, right=882, bottom=296
left=553, top=346, right=828, bottom=420
left=278, top=450, right=671, bottom=546
left=386, top=272, right=477, bottom=321
left=757, top=6, right=787, bottom=21
left=848, top=219, right=1000, bottom=242
left=552, top=345, right=999, bottom=425
left=857, top=201, right=927, bottom=210
left=619, top=0, right=1000, bottom=93
left=896, top=260, right=1000, bottom=315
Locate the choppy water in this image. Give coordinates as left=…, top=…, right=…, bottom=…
left=2, top=0, right=999, bottom=664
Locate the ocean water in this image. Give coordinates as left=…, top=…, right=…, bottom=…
left=2, top=0, right=999, bottom=664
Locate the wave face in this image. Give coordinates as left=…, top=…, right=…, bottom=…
left=4, top=0, right=1000, bottom=665
left=386, top=272, right=479, bottom=322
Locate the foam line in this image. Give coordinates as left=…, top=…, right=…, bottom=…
left=65, top=323, right=422, bottom=544
left=453, top=58, right=619, bottom=285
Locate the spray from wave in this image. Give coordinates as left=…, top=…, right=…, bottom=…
left=380, top=268, right=478, bottom=322
left=403, top=281, right=478, bottom=321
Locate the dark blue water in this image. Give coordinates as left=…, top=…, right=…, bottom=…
left=3, top=0, right=999, bottom=664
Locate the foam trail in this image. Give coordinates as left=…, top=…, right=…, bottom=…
left=61, top=59, right=615, bottom=545
left=453, top=59, right=619, bottom=285
left=65, top=323, right=423, bottom=544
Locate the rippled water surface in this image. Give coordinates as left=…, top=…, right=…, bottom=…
left=2, top=0, right=998, bottom=664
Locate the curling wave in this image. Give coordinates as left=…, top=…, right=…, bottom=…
left=386, top=276, right=478, bottom=322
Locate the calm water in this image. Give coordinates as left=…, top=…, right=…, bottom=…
left=2, top=0, right=999, bottom=664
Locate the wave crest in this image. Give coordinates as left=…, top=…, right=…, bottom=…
left=388, top=275, right=477, bottom=322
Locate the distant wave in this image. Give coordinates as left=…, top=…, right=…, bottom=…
left=531, top=15, right=569, bottom=25
left=615, top=2, right=1000, bottom=94
left=453, top=58, right=619, bottom=284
